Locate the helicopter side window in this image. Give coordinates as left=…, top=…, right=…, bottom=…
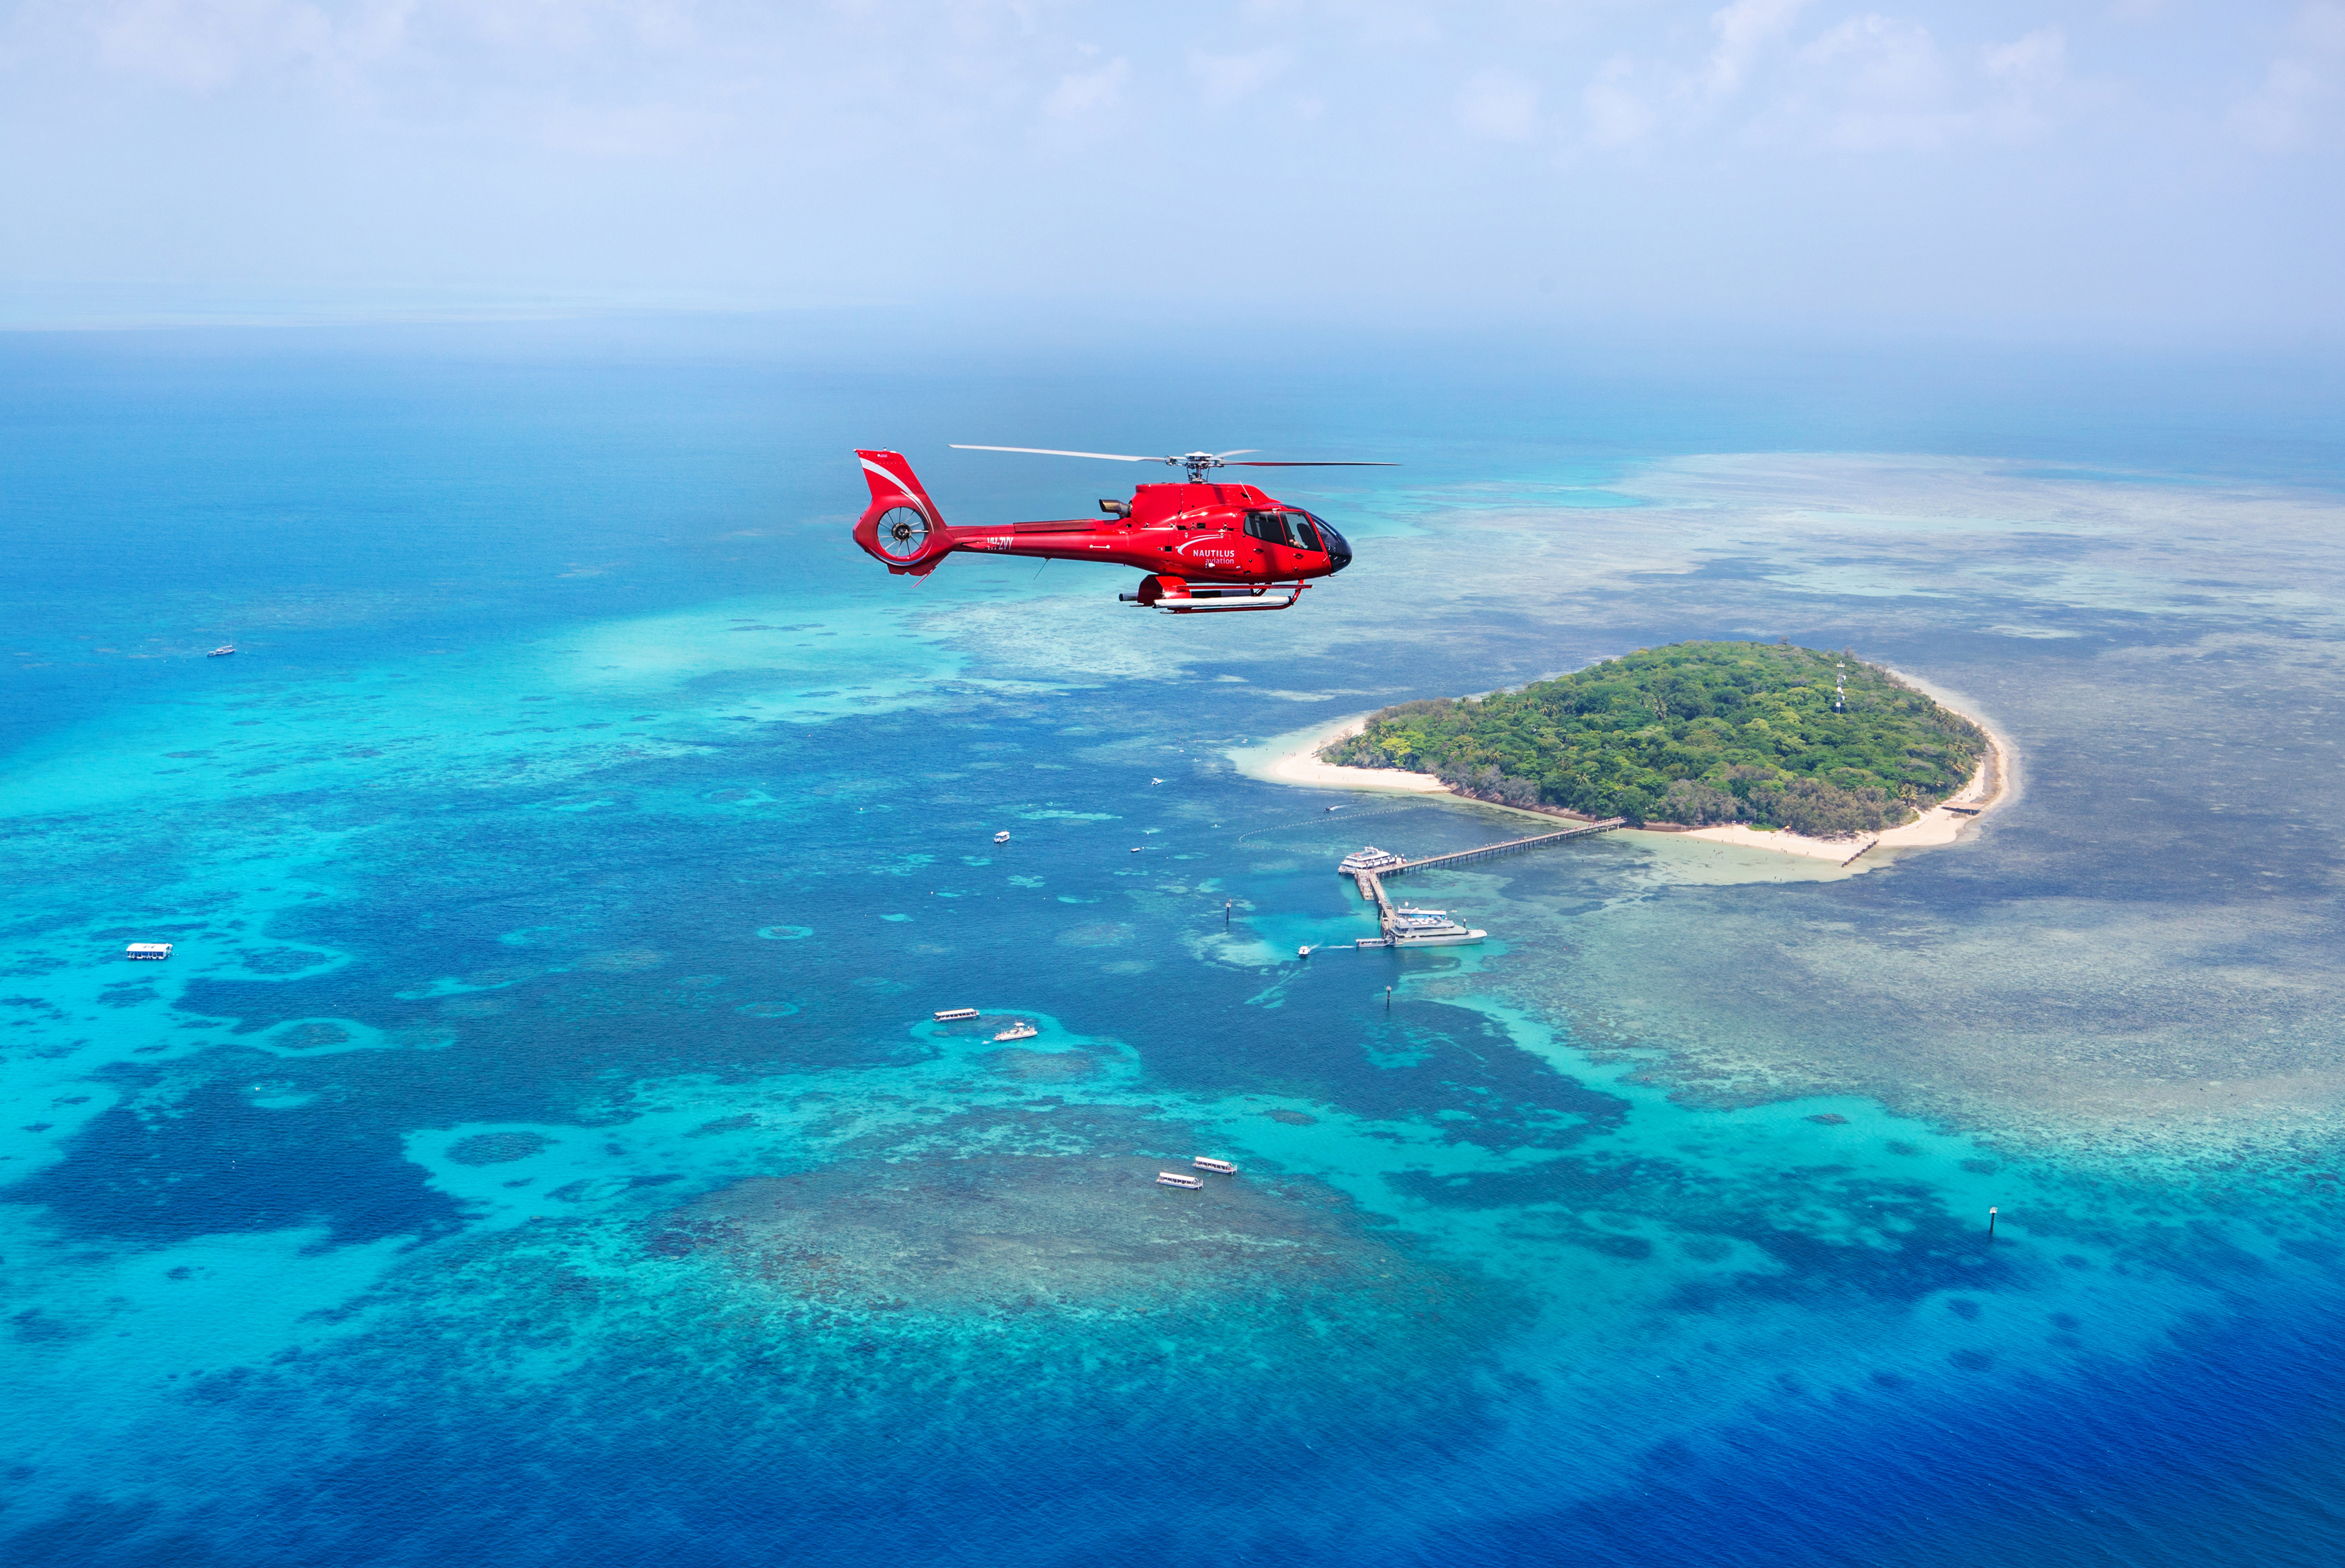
left=1244, top=511, right=1297, bottom=545
left=1284, top=513, right=1323, bottom=551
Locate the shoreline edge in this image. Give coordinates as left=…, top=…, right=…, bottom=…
left=1234, top=674, right=2015, bottom=869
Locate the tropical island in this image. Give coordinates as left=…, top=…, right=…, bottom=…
left=1317, top=641, right=1990, bottom=837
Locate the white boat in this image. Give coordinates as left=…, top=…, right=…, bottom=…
left=993, top=831, right=1010, bottom=843
left=1297, top=944, right=1312, bottom=958
left=992, top=1021, right=1038, bottom=1042
left=1339, top=846, right=1406, bottom=875
left=933, top=1007, right=980, bottom=1022
left=125, top=942, right=174, bottom=960
left=206, top=645, right=235, bottom=658
left=1193, top=1157, right=1237, bottom=1175
left=1156, top=1171, right=1204, bottom=1189
left=1388, top=906, right=1486, bottom=947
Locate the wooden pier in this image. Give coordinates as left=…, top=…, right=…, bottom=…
left=1345, top=818, right=1626, bottom=929
left=1350, top=818, right=1625, bottom=893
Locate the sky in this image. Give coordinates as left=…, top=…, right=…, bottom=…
left=1, top=1, right=2340, bottom=342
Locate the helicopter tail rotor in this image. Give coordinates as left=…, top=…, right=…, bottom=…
left=853, top=449, right=955, bottom=575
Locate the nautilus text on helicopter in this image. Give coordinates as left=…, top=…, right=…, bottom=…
left=850, top=444, right=1392, bottom=613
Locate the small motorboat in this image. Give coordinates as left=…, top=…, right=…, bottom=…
left=1192, top=1157, right=1237, bottom=1175
left=933, top=1007, right=980, bottom=1022
left=1130, top=846, right=1142, bottom=853
left=993, top=831, right=1010, bottom=844
left=1297, top=944, right=1313, bottom=958
left=1156, top=1171, right=1204, bottom=1189
left=992, top=1021, right=1038, bottom=1042
left=206, top=645, right=236, bottom=658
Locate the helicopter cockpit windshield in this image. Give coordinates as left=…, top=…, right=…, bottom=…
left=1309, top=514, right=1351, bottom=572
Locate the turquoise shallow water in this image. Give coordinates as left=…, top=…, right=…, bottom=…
left=5, top=325, right=2345, bottom=1565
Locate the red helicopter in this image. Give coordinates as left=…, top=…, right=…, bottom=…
left=850, top=445, right=1390, bottom=612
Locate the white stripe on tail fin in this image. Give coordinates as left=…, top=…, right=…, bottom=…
left=855, top=449, right=943, bottom=527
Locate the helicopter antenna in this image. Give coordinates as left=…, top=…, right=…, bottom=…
left=951, top=445, right=1396, bottom=486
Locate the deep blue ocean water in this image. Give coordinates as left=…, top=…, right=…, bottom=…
left=5, top=320, right=2345, bottom=1565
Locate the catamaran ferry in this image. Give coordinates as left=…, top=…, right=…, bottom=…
left=1339, top=845, right=1406, bottom=875
left=1387, top=906, right=1486, bottom=946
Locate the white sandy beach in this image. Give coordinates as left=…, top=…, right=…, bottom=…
left=1670, top=714, right=2009, bottom=863
left=1240, top=692, right=2015, bottom=869
left=1250, top=717, right=1454, bottom=794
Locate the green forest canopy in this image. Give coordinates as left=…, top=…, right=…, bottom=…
left=1321, top=641, right=1986, bottom=837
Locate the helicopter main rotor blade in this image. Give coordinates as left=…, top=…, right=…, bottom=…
left=950, top=445, right=1165, bottom=462
left=950, top=444, right=1397, bottom=472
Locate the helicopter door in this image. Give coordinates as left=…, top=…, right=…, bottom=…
left=1243, top=511, right=1294, bottom=546
left=1246, top=511, right=1327, bottom=553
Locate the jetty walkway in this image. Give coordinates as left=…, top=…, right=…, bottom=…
left=1345, top=818, right=1627, bottom=912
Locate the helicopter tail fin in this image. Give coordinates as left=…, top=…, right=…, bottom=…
left=856, top=450, right=944, bottom=524
left=852, top=449, right=954, bottom=576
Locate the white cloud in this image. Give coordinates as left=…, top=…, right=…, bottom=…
left=2305, top=0, right=2345, bottom=50
left=1985, top=27, right=2064, bottom=90
left=90, top=0, right=411, bottom=90
left=537, top=99, right=714, bottom=157
left=1582, top=56, right=1656, bottom=147
left=2232, top=3, right=2344, bottom=150
left=1799, top=15, right=1948, bottom=104
left=1780, top=13, right=1962, bottom=149
left=1189, top=46, right=1290, bottom=108
left=2233, top=56, right=2327, bottom=148
left=72, top=0, right=720, bottom=94
left=1704, top=0, right=1814, bottom=99
left=1044, top=56, right=1130, bottom=119
left=1, top=0, right=2337, bottom=336
left=1969, top=26, right=2070, bottom=143
left=1578, top=5, right=2077, bottom=154
left=1457, top=66, right=1538, bottom=141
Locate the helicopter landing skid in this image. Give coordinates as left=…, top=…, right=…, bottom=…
left=1120, top=578, right=1309, bottom=614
